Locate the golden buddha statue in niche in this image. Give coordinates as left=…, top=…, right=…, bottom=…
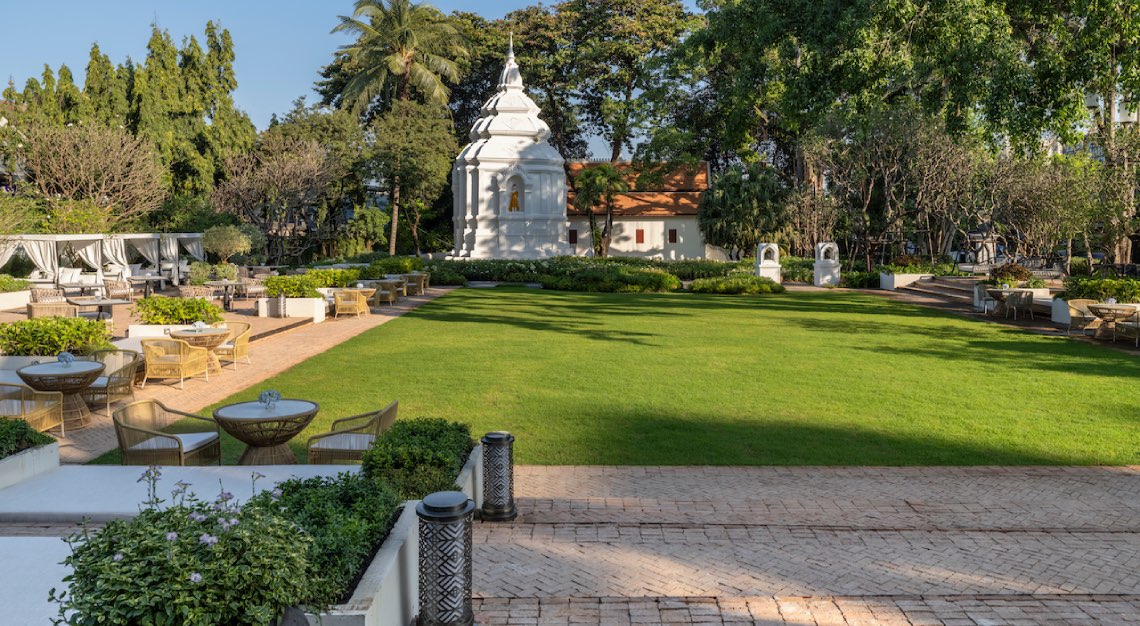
left=508, top=188, right=521, bottom=212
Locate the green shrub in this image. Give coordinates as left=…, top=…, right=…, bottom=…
left=133, top=296, right=224, bottom=325
left=53, top=469, right=314, bottom=625
left=0, top=274, right=30, bottom=293
left=202, top=224, right=252, bottom=264
left=881, top=261, right=963, bottom=276
left=1061, top=277, right=1140, bottom=302
left=264, top=275, right=322, bottom=298
left=0, top=254, right=36, bottom=278
left=842, top=271, right=881, bottom=289
left=187, top=261, right=213, bottom=286
left=993, top=263, right=1034, bottom=283
left=305, top=268, right=362, bottom=288
left=428, top=269, right=468, bottom=286
left=362, top=418, right=473, bottom=500
left=0, top=318, right=111, bottom=356
left=540, top=266, right=682, bottom=293
left=780, top=256, right=814, bottom=283
left=0, top=418, right=53, bottom=459
left=691, top=275, right=785, bottom=294
left=247, top=473, right=400, bottom=609
left=213, top=263, right=238, bottom=281
left=359, top=256, right=424, bottom=279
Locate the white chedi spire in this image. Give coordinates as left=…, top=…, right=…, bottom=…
left=468, top=37, right=551, bottom=142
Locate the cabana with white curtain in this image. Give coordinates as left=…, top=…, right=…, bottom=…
left=0, top=233, right=204, bottom=288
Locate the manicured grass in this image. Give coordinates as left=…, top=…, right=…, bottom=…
left=94, top=288, right=1140, bottom=466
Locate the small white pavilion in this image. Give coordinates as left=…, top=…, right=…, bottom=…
left=451, top=37, right=570, bottom=259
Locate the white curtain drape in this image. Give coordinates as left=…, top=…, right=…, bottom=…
left=21, top=240, right=58, bottom=278
left=160, top=236, right=179, bottom=262
left=0, top=241, right=17, bottom=271
left=72, top=241, right=104, bottom=281
left=181, top=237, right=206, bottom=261
left=131, top=238, right=160, bottom=268
left=102, top=237, right=131, bottom=268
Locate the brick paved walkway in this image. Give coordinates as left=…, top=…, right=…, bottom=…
left=54, top=288, right=452, bottom=463
left=473, top=466, right=1140, bottom=625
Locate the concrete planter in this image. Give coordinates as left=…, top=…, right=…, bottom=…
left=255, top=298, right=326, bottom=324
left=1052, top=298, right=1071, bottom=324
left=0, top=442, right=60, bottom=490
left=127, top=324, right=194, bottom=338
left=304, top=445, right=484, bottom=626
left=879, top=272, right=932, bottom=291
left=0, top=290, right=32, bottom=312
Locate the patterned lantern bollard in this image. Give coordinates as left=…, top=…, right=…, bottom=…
left=481, top=431, right=517, bottom=521
left=417, top=491, right=476, bottom=626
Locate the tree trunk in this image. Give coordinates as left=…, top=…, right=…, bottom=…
left=388, top=178, right=400, bottom=256
left=601, top=201, right=614, bottom=257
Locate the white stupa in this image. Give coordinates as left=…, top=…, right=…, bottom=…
left=452, top=36, right=569, bottom=259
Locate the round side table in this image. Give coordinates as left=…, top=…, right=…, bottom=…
left=213, top=399, right=319, bottom=465
left=17, top=360, right=105, bottom=428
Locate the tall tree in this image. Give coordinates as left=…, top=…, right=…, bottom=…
left=84, top=44, right=129, bottom=126
left=698, top=163, right=788, bottom=259
left=330, top=0, right=467, bottom=115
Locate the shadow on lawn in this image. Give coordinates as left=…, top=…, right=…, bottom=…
left=538, top=408, right=1124, bottom=466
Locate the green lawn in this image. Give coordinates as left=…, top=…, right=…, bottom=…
left=95, top=287, right=1140, bottom=466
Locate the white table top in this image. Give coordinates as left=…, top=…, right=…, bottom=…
left=65, top=298, right=130, bottom=306
left=169, top=328, right=228, bottom=337
left=213, top=399, right=318, bottom=421
left=128, top=275, right=165, bottom=281
left=17, top=361, right=103, bottom=376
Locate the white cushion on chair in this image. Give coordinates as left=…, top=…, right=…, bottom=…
left=87, top=376, right=110, bottom=390
left=309, top=433, right=375, bottom=451
left=129, top=432, right=218, bottom=452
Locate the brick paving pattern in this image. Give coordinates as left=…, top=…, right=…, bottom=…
left=474, top=466, right=1140, bottom=624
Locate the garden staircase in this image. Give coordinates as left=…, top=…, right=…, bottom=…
left=897, top=276, right=1054, bottom=316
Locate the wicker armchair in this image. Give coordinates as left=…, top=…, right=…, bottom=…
left=27, top=288, right=77, bottom=319
left=112, top=400, right=221, bottom=466
left=334, top=290, right=369, bottom=317
left=372, top=283, right=398, bottom=306
left=307, top=401, right=398, bottom=464
left=177, top=286, right=216, bottom=299
left=1066, top=298, right=1101, bottom=336
left=81, top=349, right=142, bottom=414
left=140, top=338, right=209, bottom=389
left=1006, top=291, right=1034, bottom=320
left=236, top=278, right=267, bottom=299
left=103, top=279, right=134, bottom=301
left=0, top=383, right=65, bottom=436
left=213, top=321, right=252, bottom=370
left=408, top=272, right=430, bottom=294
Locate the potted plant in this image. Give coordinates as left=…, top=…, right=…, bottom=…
left=127, top=296, right=225, bottom=338
left=256, top=275, right=328, bottom=323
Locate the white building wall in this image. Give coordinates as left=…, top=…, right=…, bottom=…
left=567, top=216, right=724, bottom=260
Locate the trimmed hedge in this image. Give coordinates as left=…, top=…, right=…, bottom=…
left=841, top=271, right=881, bottom=289
left=780, top=256, right=814, bottom=283
left=358, top=256, right=424, bottom=278
left=0, top=274, right=30, bottom=293
left=304, top=268, right=362, bottom=288
left=362, top=418, right=474, bottom=500
left=0, top=418, right=53, bottom=459
left=691, top=275, right=785, bottom=294
left=133, top=296, right=224, bottom=325
left=264, top=275, right=322, bottom=298
left=0, top=317, right=112, bottom=356
left=1062, top=277, right=1140, bottom=302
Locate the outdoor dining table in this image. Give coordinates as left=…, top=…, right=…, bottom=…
left=984, top=288, right=1027, bottom=316
left=204, top=279, right=239, bottom=311
left=16, top=360, right=105, bottom=429
left=384, top=275, right=409, bottom=296
left=66, top=296, right=130, bottom=321
left=1087, top=303, right=1140, bottom=341
left=128, top=275, right=166, bottom=298
left=169, top=327, right=230, bottom=375
left=397, top=273, right=428, bottom=296
left=212, top=399, right=320, bottom=465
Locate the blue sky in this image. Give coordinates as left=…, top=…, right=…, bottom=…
left=0, top=1, right=567, bottom=129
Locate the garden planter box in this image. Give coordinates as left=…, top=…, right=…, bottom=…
left=127, top=324, right=194, bottom=338
left=0, top=442, right=59, bottom=490
left=256, top=298, right=326, bottom=324
left=304, top=444, right=484, bottom=626
left=0, top=290, right=31, bottom=312
left=1052, top=298, right=1071, bottom=324
left=879, top=273, right=932, bottom=291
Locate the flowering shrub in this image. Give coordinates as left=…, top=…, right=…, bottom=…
left=52, top=469, right=314, bottom=626
left=690, top=275, right=785, bottom=294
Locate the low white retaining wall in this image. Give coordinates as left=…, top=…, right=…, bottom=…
left=879, top=273, right=932, bottom=291
left=255, top=297, right=327, bottom=323
left=0, top=443, right=60, bottom=490
left=0, top=290, right=31, bottom=312
left=304, top=444, right=484, bottom=626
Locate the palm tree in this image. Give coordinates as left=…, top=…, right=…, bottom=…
left=332, top=0, right=466, bottom=114
left=572, top=164, right=630, bottom=257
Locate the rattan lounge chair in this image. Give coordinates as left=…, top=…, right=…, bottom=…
left=112, top=400, right=221, bottom=466
left=82, top=349, right=142, bottom=414
left=236, top=277, right=266, bottom=300
left=372, top=283, right=398, bottom=306
left=103, top=279, right=134, bottom=301
left=140, top=338, right=209, bottom=389
left=306, top=401, right=398, bottom=464
left=213, top=321, right=252, bottom=370
left=334, top=290, right=369, bottom=318
left=0, top=383, right=65, bottom=436
left=26, top=288, right=78, bottom=319
left=1065, top=298, right=1101, bottom=336
left=177, top=286, right=217, bottom=299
